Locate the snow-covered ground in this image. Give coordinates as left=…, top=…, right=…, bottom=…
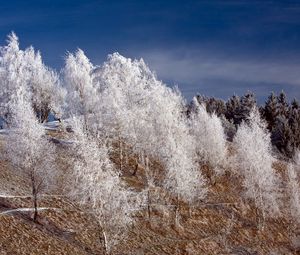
left=0, top=120, right=65, bottom=135
left=0, top=129, right=10, bottom=135
left=43, top=120, right=62, bottom=131
left=0, top=207, right=62, bottom=215
left=0, top=194, right=66, bottom=199
left=0, top=120, right=74, bottom=146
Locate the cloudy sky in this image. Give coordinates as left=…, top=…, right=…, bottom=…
left=1, top=0, right=300, bottom=102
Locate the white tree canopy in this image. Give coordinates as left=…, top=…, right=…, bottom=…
left=0, top=32, right=65, bottom=124
left=63, top=49, right=98, bottom=121
left=233, top=108, right=281, bottom=218
left=189, top=97, right=228, bottom=175
left=68, top=116, right=145, bottom=251
left=4, top=85, right=57, bottom=198
left=93, top=53, right=207, bottom=202
left=287, top=150, right=300, bottom=223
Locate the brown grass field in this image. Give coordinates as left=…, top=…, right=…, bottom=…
left=0, top=131, right=299, bottom=255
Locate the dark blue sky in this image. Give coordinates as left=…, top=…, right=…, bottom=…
left=1, top=0, right=300, bottom=102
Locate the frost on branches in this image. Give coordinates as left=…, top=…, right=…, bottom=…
left=63, top=49, right=98, bottom=125
left=68, top=117, right=145, bottom=252
left=24, top=46, right=65, bottom=122
left=3, top=32, right=300, bottom=252
left=233, top=108, right=281, bottom=219
left=4, top=86, right=57, bottom=221
left=0, top=32, right=64, bottom=124
left=94, top=53, right=207, bottom=203
left=0, top=32, right=27, bottom=123
left=287, top=151, right=300, bottom=223
left=189, top=97, right=228, bottom=175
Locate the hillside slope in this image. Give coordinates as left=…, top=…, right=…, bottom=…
left=0, top=130, right=299, bottom=255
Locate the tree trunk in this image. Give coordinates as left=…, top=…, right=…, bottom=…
left=132, top=160, right=138, bottom=176
left=175, top=194, right=180, bottom=228
left=147, top=189, right=151, bottom=220
left=258, top=189, right=265, bottom=231
left=102, top=230, right=109, bottom=255
left=33, top=192, right=38, bottom=222
left=41, top=107, right=50, bottom=123
left=96, top=220, right=109, bottom=255
left=31, top=173, right=38, bottom=222
left=119, top=138, right=123, bottom=172
left=83, top=114, right=88, bottom=132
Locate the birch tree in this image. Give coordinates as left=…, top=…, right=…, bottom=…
left=94, top=53, right=207, bottom=203
left=233, top=108, right=281, bottom=223
left=287, top=151, right=300, bottom=224
left=63, top=49, right=98, bottom=127
left=4, top=86, right=57, bottom=221
left=0, top=32, right=65, bottom=123
left=68, top=117, right=144, bottom=253
left=0, top=32, right=28, bottom=125
left=189, top=97, right=227, bottom=176
left=24, top=47, right=65, bottom=122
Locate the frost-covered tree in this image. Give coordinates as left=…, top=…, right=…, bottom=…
left=24, top=47, right=65, bottom=122
left=287, top=152, right=300, bottom=224
left=4, top=86, right=57, bottom=221
left=94, top=53, right=207, bottom=203
left=220, top=115, right=236, bottom=141
left=189, top=97, right=227, bottom=176
left=0, top=32, right=27, bottom=124
left=162, top=117, right=208, bottom=203
left=68, top=117, right=144, bottom=253
left=0, top=32, right=65, bottom=124
left=233, top=108, right=281, bottom=222
left=63, top=49, right=98, bottom=126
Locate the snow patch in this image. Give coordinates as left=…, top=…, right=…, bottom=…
left=0, top=207, right=62, bottom=215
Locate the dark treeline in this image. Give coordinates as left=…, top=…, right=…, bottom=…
left=190, top=91, right=300, bottom=158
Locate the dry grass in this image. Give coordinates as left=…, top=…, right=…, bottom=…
left=0, top=131, right=299, bottom=254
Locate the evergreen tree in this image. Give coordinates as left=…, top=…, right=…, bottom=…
left=288, top=101, right=300, bottom=150
left=276, top=91, right=289, bottom=118
left=291, top=98, right=299, bottom=110
left=225, top=94, right=241, bottom=125
left=236, top=92, right=256, bottom=125
left=262, top=92, right=278, bottom=131
left=271, top=115, right=294, bottom=157
left=196, top=95, right=226, bottom=117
